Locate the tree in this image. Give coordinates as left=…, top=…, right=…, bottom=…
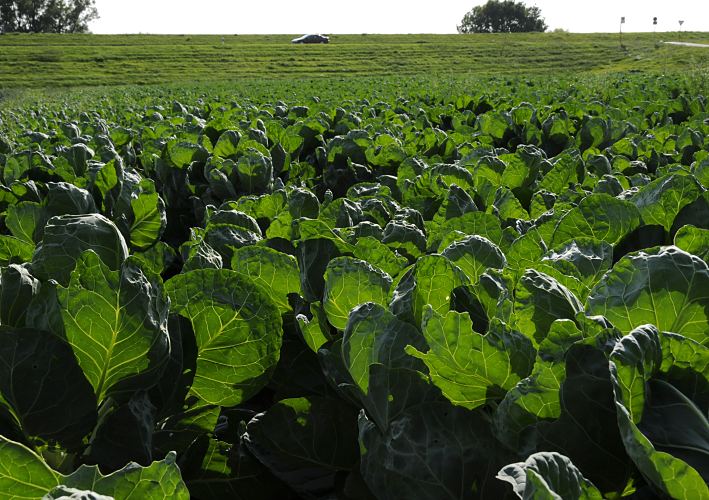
left=458, top=0, right=547, bottom=34
left=0, top=0, right=98, bottom=33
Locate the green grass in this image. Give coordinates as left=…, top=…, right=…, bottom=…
left=0, top=32, right=708, bottom=89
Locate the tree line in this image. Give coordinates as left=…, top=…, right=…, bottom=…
left=0, top=0, right=98, bottom=33
left=0, top=0, right=548, bottom=35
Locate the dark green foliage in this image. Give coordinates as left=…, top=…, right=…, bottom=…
left=458, top=0, right=547, bottom=34
left=0, top=0, right=98, bottom=34
left=0, top=75, right=707, bottom=499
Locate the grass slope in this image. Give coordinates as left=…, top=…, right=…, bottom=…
left=0, top=32, right=708, bottom=88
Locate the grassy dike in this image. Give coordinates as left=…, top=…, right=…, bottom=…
left=0, top=32, right=708, bottom=89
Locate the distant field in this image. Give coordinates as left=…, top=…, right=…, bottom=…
left=0, top=32, right=708, bottom=88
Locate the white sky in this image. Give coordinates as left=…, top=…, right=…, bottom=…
left=90, top=1, right=709, bottom=35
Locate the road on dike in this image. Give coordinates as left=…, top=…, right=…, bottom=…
left=662, top=41, right=709, bottom=48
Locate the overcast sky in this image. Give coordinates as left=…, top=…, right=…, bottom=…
left=90, top=1, right=709, bottom=35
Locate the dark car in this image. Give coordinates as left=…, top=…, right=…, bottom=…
left=291, top=34, right=329, bottom=44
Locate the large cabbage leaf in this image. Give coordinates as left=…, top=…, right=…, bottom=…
left=609, top=325, right=709, bottom=498
left=165, top=269, right=282, bottom=406
left=586, top=246, right=709, bottom=344
left=58, top=251, right=170, bottom=403
left=407, top=307, right=534, bottom=410
left=497, top=452, right=603, bottom=500
left=0, top=436, right=188, bottom=499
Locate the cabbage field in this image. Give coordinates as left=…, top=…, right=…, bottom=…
left=0, top=74, right=707, bottom=499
